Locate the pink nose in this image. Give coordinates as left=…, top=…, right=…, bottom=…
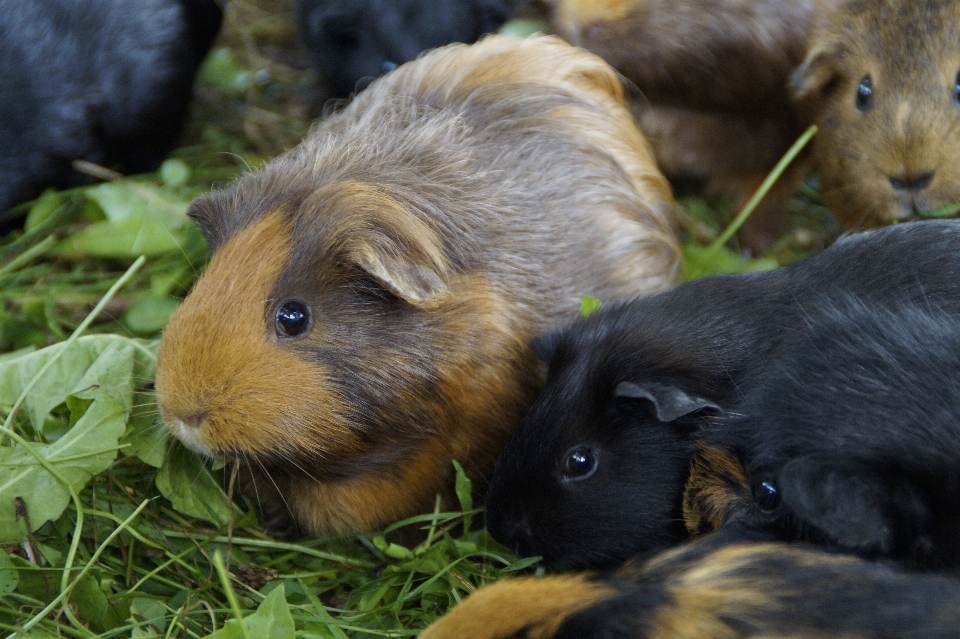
left=181, top=412, right=208, bottom=429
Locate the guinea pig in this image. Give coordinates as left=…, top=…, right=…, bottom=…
left=792, top=0, right=960, bottom=229
left=545, top=0, right=842, bottom=250
left=0, top=0, right=222, bottom=216
left=701, top=300, right=960, bottom=570
left=295, top=0, right=523, bottom=99
left=485, top=219, right=960, bottom=569
left=154, top=35, right=682, bottom=538
left=420, top=533, right=960, bottom=639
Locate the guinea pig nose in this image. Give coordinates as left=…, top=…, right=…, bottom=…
left=181, top=412, right=209, bottom=430
left=506, top=520, right=539, bottom=559
left=889, top=172, right=934, bottom=192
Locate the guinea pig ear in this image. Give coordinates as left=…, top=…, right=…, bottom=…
left=791, top=39, right=844, bottom=102
left=614, top=381, right=723, bottom=424
left=186, top=193, right=230, bottom=253
left=327, top=183, right=452, bottom=306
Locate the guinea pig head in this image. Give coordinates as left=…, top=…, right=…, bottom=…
left=156, top=179, right=532, bottom=535
left=485, top=320, right=722, bottom=569
left=793, top=0, right=960, bottom=228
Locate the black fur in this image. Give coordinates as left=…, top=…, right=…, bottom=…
left=485, top=220, right=960, bottom=569
left=295, top=0, right=518, bottom=99
left=0, top=0, right=222, bottom=216
left=707, top=300, right=960, bottom=569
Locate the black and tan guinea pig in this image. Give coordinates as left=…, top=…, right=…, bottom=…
left=0, top=0, right=222, bottom=216
left=154, top=35, right=682, bottom=538
left=485, top=219, right=960, bottom=569
left=295, top=0, right=523, bottom=99
left=545, top=0, right=843, bottom=250
left=695, top=300, right=960, bottom=571
left=419, top=532, right=960, bottom=639
left=792, top=0, right=960, bottom=230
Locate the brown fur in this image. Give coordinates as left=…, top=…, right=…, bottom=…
left=155, top=35, right=681, bottom=537
left=793, top=0, right=960, bottom=229
left=418, top=574, right=615, bottom=639
left=547, top=0, right=842, bottom=250
left=682, top=446, right=752, bottom=536
left=420, top=537, right=960, bottom=639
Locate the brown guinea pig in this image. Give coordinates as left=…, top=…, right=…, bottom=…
left=154, top=34, right=681, bottom=538
left=793, top=0, right=960, bottom=229
left=547, top=0, right=842, bottom=250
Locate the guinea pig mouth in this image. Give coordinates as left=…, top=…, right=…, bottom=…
left=167, top=414, right=218, bottom=456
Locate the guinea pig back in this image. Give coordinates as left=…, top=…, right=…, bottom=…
left=793, top=0, right=960, bottom=227
left=155, top=35, right=681, bottom=537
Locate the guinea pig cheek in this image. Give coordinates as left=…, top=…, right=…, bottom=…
left=155, top=213, right=351, bottom=459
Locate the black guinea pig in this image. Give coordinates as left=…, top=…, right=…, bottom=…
left=295, top=0, right=521, bottom=99
left=702, top=299, right=960, bottom=570
left=485, top=219, right=960, bottom=569
left=0, top=0, right=222, bottom=216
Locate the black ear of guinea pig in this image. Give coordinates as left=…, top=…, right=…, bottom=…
left=295, top=0, right=513, bottom=99
left=711, top=298, right=960, bottom=570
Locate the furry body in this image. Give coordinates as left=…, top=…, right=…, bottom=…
left=486, top=221, right=960, bottom=568
left=155, top=35, right=680, bottom=537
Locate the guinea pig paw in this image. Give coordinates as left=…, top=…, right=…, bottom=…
left=777, top=456, right=896, bottom=555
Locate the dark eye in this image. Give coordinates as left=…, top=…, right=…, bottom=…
left=382, top=61, right=398, bottom=73
left=275, top=300, right=311, bottom=338
left=561, top=446, right=599, bottom=482
left=856, top=75, right=873, bottom=112
left=954, top=71, right=960, bottom=107
left=754, top=479, right=781, bottom=512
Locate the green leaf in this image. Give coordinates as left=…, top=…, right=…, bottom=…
left=199, top=48, right=252, bottom=96
left=204, top=584, right=295, bottom=639
left=123, top=295, right=181, bottom=336
left=69, top=571, right=109, bottom=632
left=0, top=549, right=18, bottom=597
left=160, top=159, right=191, bottom=189
left=918, top=202, right=960, bottom=219
left=580, top=295, right=602, bottom=318
left=155, top=445, right=235, bottom=526
left=86, top=181, right=190, bottom=228
left=57, top=217, right=188, bottom=258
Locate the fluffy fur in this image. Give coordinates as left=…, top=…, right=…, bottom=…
left=155, top=35, right=681, bottom=537
left=708, top=300, right=960, bottom=569
left=421, top=533, right=960, bottom=639
left=485, top=220, right=960, bottom=568
left=0, top=0, right=221, bottom=215
left=793, top=0, right=960, bottom=228
left=546, top=0, right=841, bottom=249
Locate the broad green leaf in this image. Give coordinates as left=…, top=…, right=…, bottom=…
left=160, top=159, right=191, bottom=189
left=0, top=549, right=18, bottom=597
left=155, top=445, right=235, bottom=526
left=57, top=216, right=188, bottom=258
left=204, top=584, right=295, bottom=639
left=0, top=393, right=127, bottom=542
left=682, top=243, right=779, bottom=280
left=199, top=48, right=252, bottom=96
left=0, top=335, right=151, bottom=430
left=86, top=181, right=190, bottom=228
left=123, top=295, right=181, bottom=336
left=122, top=398, right=170, bottom=468
left=69, top=572, right=109, bottom=632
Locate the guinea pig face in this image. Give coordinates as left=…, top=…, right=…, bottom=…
left=793, top=0, right=960, bottom=228
left=485, top=337, right=720, bottom=569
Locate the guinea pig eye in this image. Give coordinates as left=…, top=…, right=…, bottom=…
left=753, top=479, right=781, bottom=512
left=954, top=71, right=960, bottom=107
left=855, top=75, right=873, bottom=112
left=275, top=300, right=311, bottom=338
left=561, top=446, right=599, bottom=482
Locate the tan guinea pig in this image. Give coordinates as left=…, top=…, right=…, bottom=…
left=154, top=34, right=682, bottom=537
left=547, top=0, right=842, bottom=250
left=793, top=0, right=960, bottom=229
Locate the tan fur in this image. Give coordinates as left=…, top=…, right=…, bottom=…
left=793, top=0, right=960, bottom=229
left=155, top=35, right=681, bottom=536
left=418, top=574, right=615, bottom=639
left=547, top=0, right=842, bottom=250
left=682, top=445, right=752, bottom=535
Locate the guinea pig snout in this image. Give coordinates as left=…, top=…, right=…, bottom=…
left=888, top=171, right=934, bottom=193
left=165, top=411, right=212, bottom=454
left=491, top=513, right=539, bottom=559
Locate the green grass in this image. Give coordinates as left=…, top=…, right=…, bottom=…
left=0, top=1, right=840, bottom=637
